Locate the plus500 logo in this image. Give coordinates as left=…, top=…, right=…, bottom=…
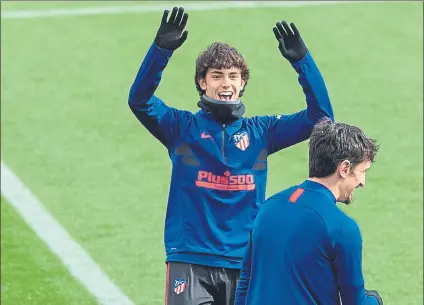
left=195, top=170, right=255, bottom=191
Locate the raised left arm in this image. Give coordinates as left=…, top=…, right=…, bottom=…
left=264, top=21, right=334, bottom=154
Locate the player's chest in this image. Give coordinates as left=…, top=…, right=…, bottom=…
left=174, top=125, right=267, bottom=169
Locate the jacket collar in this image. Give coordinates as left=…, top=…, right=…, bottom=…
left=300, top=180, right=337, bottom=204
left=196, top=110, right=244, bottom=137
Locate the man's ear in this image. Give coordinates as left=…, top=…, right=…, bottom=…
left=198, top=78, right=207, bottom=91
left=338, top=160, right=351, bottom=179
left=240, top=79, right=246, bottom=91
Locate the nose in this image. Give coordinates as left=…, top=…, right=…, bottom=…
left=221, top=76, right=231, bottom=87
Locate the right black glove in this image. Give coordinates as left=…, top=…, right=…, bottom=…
left=366, top=289, right=383, bottom=305
left=154, top=7, right=188, bottom=51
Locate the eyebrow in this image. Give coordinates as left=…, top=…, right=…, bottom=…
left=210, top=71, right=240, bottom=75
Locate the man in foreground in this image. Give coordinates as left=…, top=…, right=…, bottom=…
left=234, top=118, right=383, bottom=305
left=128, top=6, right=334, bottom=305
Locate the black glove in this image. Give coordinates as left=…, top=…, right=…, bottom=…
left=273, top=21, right=308, bottom=63
left=366, top=289, right=383, bottom=305
left=154, top=7, right=188, bottom=51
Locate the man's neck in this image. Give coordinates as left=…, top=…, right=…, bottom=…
left=307, top=177, right=340, bottom=201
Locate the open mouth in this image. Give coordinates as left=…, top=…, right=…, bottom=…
left=218, top=92, right=233, bottom=101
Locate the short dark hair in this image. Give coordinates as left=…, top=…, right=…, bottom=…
left=309, top=118, right=380, bottom=178
left=194, top=42, right=250, bottom=97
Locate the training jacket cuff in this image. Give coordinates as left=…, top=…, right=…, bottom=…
left=291, top=51, right=312, bottom=70
left=152, top=42, right=175, bottom=56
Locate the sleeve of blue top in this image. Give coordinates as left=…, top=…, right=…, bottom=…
left=128, top=42, right=192, bottom=149
left=257, top=51, right=334, bottom=155
left=334, top=221, right=380, bottom=305
left=234, top=231, right=253, bottom=305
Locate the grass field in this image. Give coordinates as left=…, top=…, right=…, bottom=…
left=1, top=1, right=423, bottom=305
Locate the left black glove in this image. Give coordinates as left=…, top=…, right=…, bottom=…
left=273, top=21, right=308, bottom=63
left=366, top=289, right=383, bottom=305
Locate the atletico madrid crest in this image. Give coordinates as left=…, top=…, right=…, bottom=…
left=173, top=278, right=187, bottom=295
left=234, top=131, right=250, bottom=151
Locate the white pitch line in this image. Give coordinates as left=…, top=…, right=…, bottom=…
left=0, top=161, right=136, bottom=305
left=1, top=1, right=353, bottom=19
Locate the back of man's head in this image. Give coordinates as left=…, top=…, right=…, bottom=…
left=308, top=118, right=380, bottom=178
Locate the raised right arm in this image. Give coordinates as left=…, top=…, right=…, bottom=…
left=128, top=7, right=191, bottom=148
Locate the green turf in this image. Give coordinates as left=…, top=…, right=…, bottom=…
left=0, top=198, right=97, bottom=305
left=1, top=1, right=422, bottom=304
left=0, top=1, right=163, bottom=11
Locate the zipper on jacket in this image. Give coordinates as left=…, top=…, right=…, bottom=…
left=222, top=124, right=226, bottom=162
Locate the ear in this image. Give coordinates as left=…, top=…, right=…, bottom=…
left=338, top=160, right=351, bottom=179
left=240, top=79, right=246, bottom=91
left=198, top=78, right=207, bottom=91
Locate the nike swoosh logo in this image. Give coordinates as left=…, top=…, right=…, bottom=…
left=201, top=132, right=212, bottom=139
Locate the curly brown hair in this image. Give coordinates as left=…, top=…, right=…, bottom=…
left=194, top=42, right=250, bottom=97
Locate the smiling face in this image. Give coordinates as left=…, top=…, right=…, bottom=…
left=308, top=119, right=380, bottom=206
left=337, top=160, right=372, bottom=204
left=198, top=67, right=246, bottom=102
left=194, top=42, right=250, bottom=99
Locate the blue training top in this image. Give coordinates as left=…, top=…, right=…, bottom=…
left=128, top=42, right=334, bottom=269
left=235, top=180, right=379, bottom=305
